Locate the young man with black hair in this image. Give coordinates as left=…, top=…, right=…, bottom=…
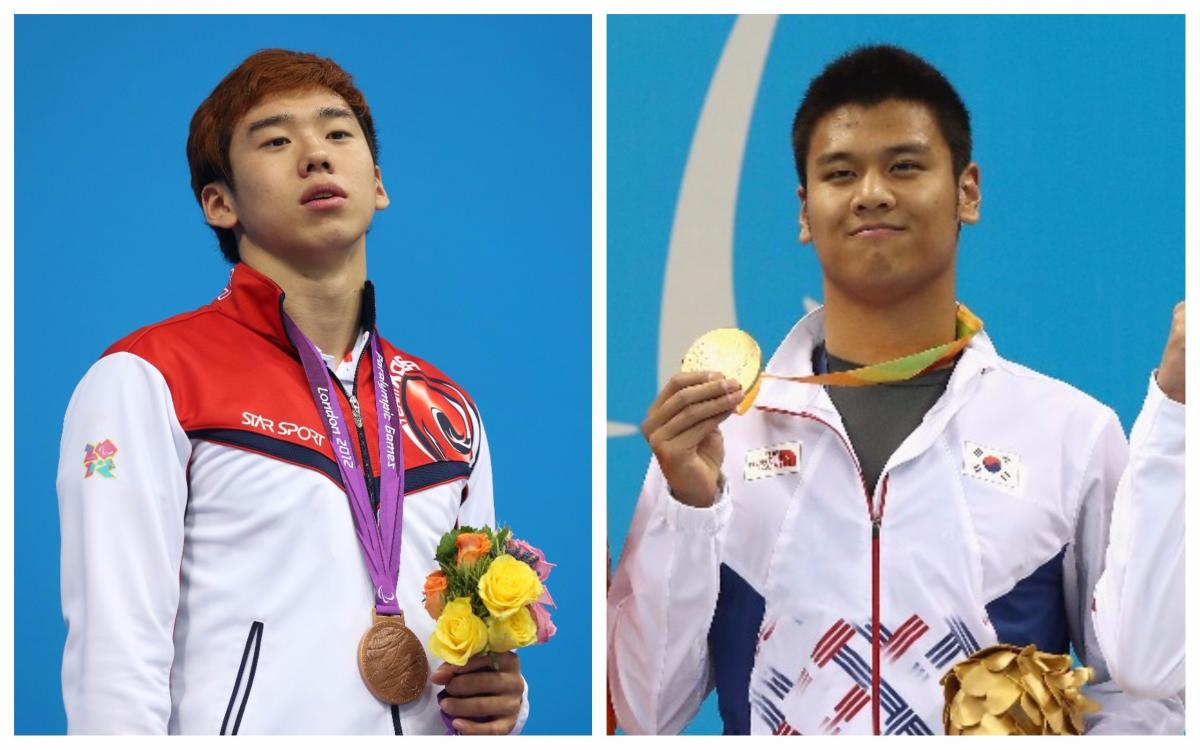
left=57, top=49, right=527, bottom=735
left=609, top=45, right=1183, bottom=734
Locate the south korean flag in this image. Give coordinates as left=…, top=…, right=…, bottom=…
left=962, top=441, right=1023, bottom=493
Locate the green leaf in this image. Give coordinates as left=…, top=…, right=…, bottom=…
left=494, top=526, right=512, bottom=554
left=473, top=596, right=490, bottom=620
left=435, top=529, right=458, bottom=569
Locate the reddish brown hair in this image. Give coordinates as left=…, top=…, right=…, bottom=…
left=187, top=49, right=380, bottom=263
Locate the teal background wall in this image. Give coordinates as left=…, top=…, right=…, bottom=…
left=16, top=14, right=591, bottom=735
left=607, top=14, right=1184, bottom=734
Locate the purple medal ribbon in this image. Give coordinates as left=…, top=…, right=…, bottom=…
left=283, top=314, right=406, bottom=616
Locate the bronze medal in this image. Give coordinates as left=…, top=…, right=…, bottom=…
left=357, top=610, right=430, bottom=705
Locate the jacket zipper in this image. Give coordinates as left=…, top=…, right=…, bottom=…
left=871, top=476, right=890, bottom=735
left=346, top=392, right=380, bottom=512
left=330, top=359, right=381, bottom=515
left=758, top=406, right=887, bottom=735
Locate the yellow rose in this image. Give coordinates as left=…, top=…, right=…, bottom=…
left=428, top=597, right=488, bottom=666
left=477, top=554, right=543, bottom=619
left=487, top=607, right=538, bottom=652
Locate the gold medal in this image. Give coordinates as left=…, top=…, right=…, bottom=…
left=681, top=328, right=762, bottom=414
left=681, top=305, right=984, bottom=408
left=357, top=610, right=429, bottom=705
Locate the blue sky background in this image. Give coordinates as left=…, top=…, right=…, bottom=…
left=16, top=14, right=591, bottom=735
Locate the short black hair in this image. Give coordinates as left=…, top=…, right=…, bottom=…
left=791, top=45, right=971, bottom=189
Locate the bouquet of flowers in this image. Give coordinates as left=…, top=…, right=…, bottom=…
left=941, top=644, right=1100, bottom=735
left=423, top=526, right=556, bottom=665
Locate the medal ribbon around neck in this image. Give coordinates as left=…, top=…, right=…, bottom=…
left=283, top=314, right=405, bottom=616
left=765, top=303, right=984, bottom=387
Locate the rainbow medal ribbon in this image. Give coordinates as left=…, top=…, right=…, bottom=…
left=681, top=304, right=984, bottom=412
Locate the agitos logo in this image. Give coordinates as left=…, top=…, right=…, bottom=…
left=389, top=357, right=478, bottom=464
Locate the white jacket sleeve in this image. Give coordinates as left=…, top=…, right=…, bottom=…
left=57, top=352, right=191, bottom=733
left=458, top=417, right=496, bottom=531
left=1062, top=406, right=1184, bottom=734
left=1092, top=373, right=1185, bottom=699
left=454, top=418, right=530, bottom=734
left=607, top=457, right=732, bottom=734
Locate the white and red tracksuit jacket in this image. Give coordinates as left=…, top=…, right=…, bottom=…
left=58, top=263, right=529, bottom=734
left=608, top=306, right=1184, bottom=735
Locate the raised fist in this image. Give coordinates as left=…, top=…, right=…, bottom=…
left=1155, top=301, right=1185, bottom=404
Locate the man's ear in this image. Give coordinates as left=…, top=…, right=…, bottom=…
left=797, top=186, right=811, bottom=243
left=374, top=164, right=390, bottom=210
left=957, top=163, right=981, bottom=225
left=201, top=181, right=238, bottom=229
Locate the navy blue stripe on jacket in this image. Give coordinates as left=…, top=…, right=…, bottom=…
left=706, top=546, right=1068, bottom=734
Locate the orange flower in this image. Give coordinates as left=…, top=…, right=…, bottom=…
left=455, top=532, right=491, bottom=566
left=423, top=570, right=448, bottom=619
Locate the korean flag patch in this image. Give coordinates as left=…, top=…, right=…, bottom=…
left=962, top=441, right=1022, bottom=492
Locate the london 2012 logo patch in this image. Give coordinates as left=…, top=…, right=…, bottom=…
left=83, top=439, right=119, bottom=479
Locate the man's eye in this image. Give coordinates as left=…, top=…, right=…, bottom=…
left=892, top=161, right=921, bottom=172
left=825, top=169, right=853, bottom=181
left=263, top=137, right=289, bottom=148
left=329, top=130, right=352, bottom=140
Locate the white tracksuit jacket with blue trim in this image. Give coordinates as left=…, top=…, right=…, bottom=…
left=1092, top=374, right=1185, bottom=700
left=609, top=307, right=1184, bottom=735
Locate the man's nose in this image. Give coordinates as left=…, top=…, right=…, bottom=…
left=853, top=170, right=895, bottom=213
left=298, top=139, right=333, bottom=176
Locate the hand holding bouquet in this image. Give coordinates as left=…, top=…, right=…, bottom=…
left=424, top=526, right=557, bottom=666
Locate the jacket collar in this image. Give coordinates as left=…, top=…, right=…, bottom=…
left=754, top=304, right=1000, bottom=415
left=212, top=262, right=378, bottom=353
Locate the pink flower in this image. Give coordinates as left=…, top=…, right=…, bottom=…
left=507, top=538, right=555, bottom=582
left=95, top=439, right=118, bottom=459
left=529, top=602, right=557, bottom=645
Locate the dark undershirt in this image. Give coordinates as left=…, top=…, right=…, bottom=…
left=816, top=344, right=956, bottom=495
left=706, top=345, right=1064, bottom=736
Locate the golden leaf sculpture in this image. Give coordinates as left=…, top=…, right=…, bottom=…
left=940, top=644, right=1101, bottom=735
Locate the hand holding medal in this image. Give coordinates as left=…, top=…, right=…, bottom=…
left=653, top=304, right=984, bottom=508
left=423, top=527, right=557, bottom=734
left=639, top=333, right=756, bottom=509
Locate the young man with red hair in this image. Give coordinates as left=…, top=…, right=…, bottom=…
left=57, top=49, right=527, bottom=735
